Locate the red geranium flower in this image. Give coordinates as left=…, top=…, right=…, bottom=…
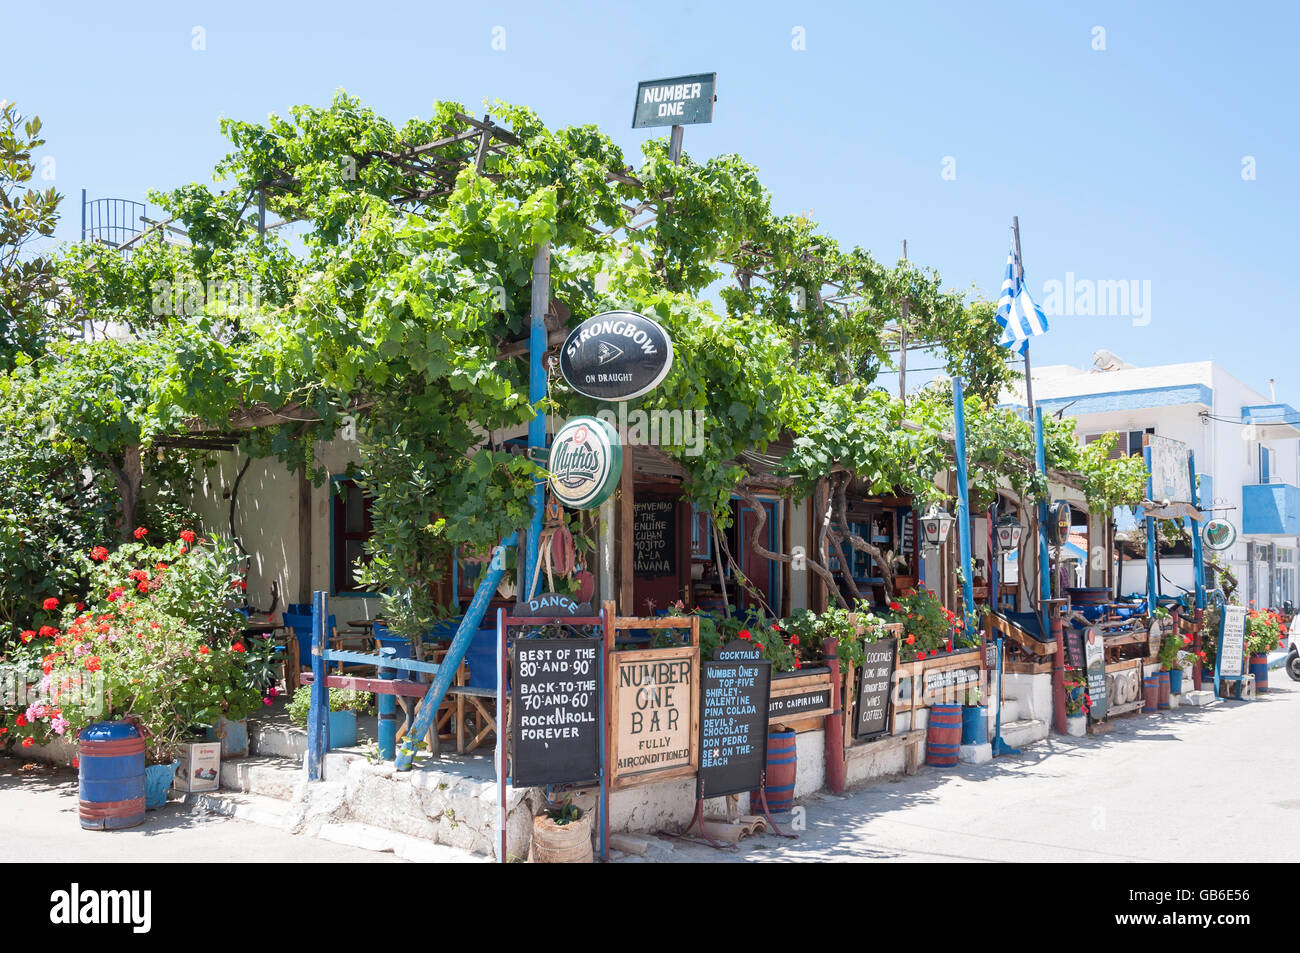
left=916, top=650, right=927, bottom=659
left=231, top=643, right=246, bottom=654
left=15, top=715, right=28, bottom=727
left=38, top=625, right=58, bottom=638
left=21, top=737, right=33, bottom=748
left=133, top=527, right=148, bottom=540
left=180, top=529, right=196, bottom=544
left=84, top=656, right=102, bottom=672
left=738, top=629, right=751, bottom=640
left=889, top=601, right=901, bottom=611
left=905, top=633, right=915, bottom=645
left=789, top=635, right=799, bottom=646
left=107, top=587, right=124, bottom=603
left=20, top=630, right=35, bottom=644
left=198, top=645, right=210, bottom=655
left=90, top=546, right=109, bottom=561
left=42, top=597, right=59, bottom=611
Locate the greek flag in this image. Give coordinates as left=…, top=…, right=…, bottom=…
left=996, top=245, right=1049, bottom=354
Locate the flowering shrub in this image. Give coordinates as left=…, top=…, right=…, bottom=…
left=1245, top=608, right=1285, bottom=657
left=886, top=585, right=964, bottom=662
left=783, top=604, right=892, bottom=669
left=0, top=531, right=276, bottom=762
left=1064, top=669, right=1091, bottom=716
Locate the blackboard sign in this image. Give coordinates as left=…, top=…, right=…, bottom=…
left=698, top=639, right=771, bottom=799
left=855, top=638, right=898, bottom=739
left=1084, top=628, right=1108, bottom=721
left=1064, top=625, right=1088, bottom=670
left=511, top=638, right=602, bottom=787
left=769, top=685, right=831, bottom=721
left=634, top=496, right=676, bottom=577
left=923, top=664, right=981, bottom=705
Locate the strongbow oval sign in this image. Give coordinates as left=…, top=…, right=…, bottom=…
left=559, top=310, right=673, bottom=401
left=548, top=416, right=622, bottom=510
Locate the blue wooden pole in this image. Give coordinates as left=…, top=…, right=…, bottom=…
left=524, top=243, right=550, bottom=601
left=307, top=590, right=329, bottom=780
left=952, top=377, right=976, bottom=638
left=1144, top=444, right=1158, bottom=615
left=1189, top=452, right=1206, bottom=611
left=1034, top=408, right=1051, bottom=636
left=395, top=534, right=517, bottom=771
left=376, top=646, right=397, bottom=761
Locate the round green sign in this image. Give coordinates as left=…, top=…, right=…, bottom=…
left=1202, top=518, right=1237, bottom=552
left=548, top=416, right=622, bottom=510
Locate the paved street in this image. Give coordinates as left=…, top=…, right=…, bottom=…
left=625, top=678, right=1300, bottom=863
left=0, top=764, right=399, bottom=863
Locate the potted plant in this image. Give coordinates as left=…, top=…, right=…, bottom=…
left=960, top=684, right=987, bottom=745
left=1064, top=670, right=1089, bottom=736
left=286, top=685, right=373, bottom=748
left=1245, top=607, right=1283, bottom=693
left=886, top=585, right=972, bottom=662
left=530, top=795, right=592, bottom=863
left=1158, top=629, right=1184, bottom=694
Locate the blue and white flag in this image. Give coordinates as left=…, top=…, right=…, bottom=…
left=995, top=245, right=1049, bottom=354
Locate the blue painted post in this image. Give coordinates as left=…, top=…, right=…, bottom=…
left=307, top=590, right=329, bottom=780
left=952, top=377, right=976, bottom=638
left=376, top=646, right=397, bottom=761
left=1034, top=408, right=1051, bottom=635
left=1144, top=444, right=1158, bottom=615
left=1189, top=452, right=1206, bottom=611
left=524, top=243, right=551, bottom=601
left=395, top=534, right=517, bottom=771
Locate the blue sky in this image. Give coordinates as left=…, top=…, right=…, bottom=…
left=5, top=0, right=1297, bottom=402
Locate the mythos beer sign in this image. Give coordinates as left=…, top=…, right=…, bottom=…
left=548, top=416, right=622, bottom=510
left=559, top=310, right=674, bottom=402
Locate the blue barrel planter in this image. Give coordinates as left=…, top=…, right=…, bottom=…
left=144, top=760, right=179, bottom=809
left=206, top=716, right=249, bottom=758
left=960, top=705, right=987, bottom=745
left=752, top=729, right=797, bottom=814
left=1168, top=668, right=1183, bottom=695
left=328, top=710, right=358, bottom=749
left=1249, top=654, right=1269, bottom=693
left=78, top=722, right=146, bottom=830
left=927, top=705, right=962, bottom=766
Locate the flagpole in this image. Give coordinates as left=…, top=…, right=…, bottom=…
left=1013, top=216, right=1035, bottom=415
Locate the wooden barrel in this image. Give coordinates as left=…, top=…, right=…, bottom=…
left=529, top=812, right=592, bottom=863
left=1142, top=676, right=1159, bottom=713
left=754, top=729, right=798, bottom=814
left=78, top=722, right=145, bottom=831
left=1157, top=671, right=1171, bottom=709
left=926, top=705, right=962, bottom=766
left=1249, top=654, right=1269, bottom=693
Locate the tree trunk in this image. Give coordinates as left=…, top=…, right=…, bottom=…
left=105, top=445, right=144, bottom=542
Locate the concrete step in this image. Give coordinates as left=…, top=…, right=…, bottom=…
left=314, top=822, right=486, bottom=863
left=998, top=718, right=1048, bottom=749
left=250, top=722, right=307, bottom=760
left=189, top=791, right=294, bottom=830
left=997, top=698, right=1021, bottom=723
left=220, top=755, right=303, bottom=802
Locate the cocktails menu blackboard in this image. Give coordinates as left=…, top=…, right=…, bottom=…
left=1064, top=625, right=1088, bottom=670
left=698, top=639, right=771, bottom=799
left=511, top=637, right=602, bottom=787
left=855, top=638, right=897, bottom=739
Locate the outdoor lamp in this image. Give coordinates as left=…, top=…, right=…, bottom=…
left=920, top=504, right=955, bottom=549
left=995, top=512, right=1024, bottom=552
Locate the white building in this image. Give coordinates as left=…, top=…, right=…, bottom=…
left=1004, top=353, right=1300, bottom=609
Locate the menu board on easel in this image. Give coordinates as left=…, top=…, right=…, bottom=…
left=698, top=638, right=771, bottom=799
left=1218, top=605, right=1246, bottom=679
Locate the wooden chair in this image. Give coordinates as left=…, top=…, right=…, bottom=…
left=448, top=684, right=498, bottom=754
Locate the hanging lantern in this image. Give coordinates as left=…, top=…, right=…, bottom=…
left=995, top=512, right=1024, bottom=552
left=919, top=504, right=955, bottom=549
